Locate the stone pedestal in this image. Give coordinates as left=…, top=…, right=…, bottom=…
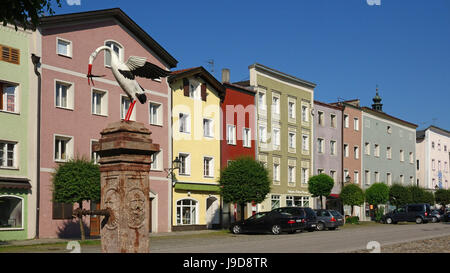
left=95, top=121, right=159, bottom=253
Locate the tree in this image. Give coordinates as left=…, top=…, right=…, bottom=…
left=408, top=185, right=431, bottom=204
left=389, top=184, right=412, bottom=208
left=422, top=191, right=435, bottom=205
left=52, top=158, right=100, bottom=240
left=0, top=0, right=61, bottom=31
left=340, top=184, right=365, bottom=216
left=219, top=157, right=270, bottom=222
left=365, top=183, right=390, bottom=206
left=308, top=174, right=334, bottom=209
left=435, top=189, right=450, bottom=207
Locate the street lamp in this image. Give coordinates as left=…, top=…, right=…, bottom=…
left=166, top=157, right=181, bottom=186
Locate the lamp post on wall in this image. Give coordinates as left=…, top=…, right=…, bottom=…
left=166, top=157, right=181, bottom=187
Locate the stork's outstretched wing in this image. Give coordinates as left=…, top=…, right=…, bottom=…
left=119, top=56, right=171, bottom=80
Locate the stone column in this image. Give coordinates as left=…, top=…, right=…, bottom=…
left=95, top=121, right=159, bottom=253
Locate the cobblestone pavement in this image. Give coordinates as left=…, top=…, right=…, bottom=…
left=351, top=235, right=450, bottom=253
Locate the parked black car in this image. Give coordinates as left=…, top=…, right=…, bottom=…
left=382, top=203, right=433, bottom=224
left=443, top=211, right=450, bottom=222
left=230, top=207, right=317, bottom=235
left=314, top=209, right=344, bottom=231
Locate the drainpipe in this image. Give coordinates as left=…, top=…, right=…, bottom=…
left=31, top=53, right=41, bottom=239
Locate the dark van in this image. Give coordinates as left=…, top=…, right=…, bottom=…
left=383, top=203, right=433, bottom=224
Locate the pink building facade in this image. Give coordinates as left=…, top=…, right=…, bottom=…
left=37, top=9, right=177, bottom=238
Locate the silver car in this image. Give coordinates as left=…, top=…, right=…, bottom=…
left=314, top=209, right=344, bottom=231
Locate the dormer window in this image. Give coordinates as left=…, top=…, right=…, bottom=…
left=104, top=41, right=123, bottom=67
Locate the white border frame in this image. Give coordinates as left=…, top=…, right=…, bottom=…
left=0, top=195, right=25, bottom=231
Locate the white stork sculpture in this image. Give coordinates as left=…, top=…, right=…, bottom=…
left=87, top=45, right=171, bottom=121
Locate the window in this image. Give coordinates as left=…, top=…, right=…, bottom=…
left=288, top=101, right=296, bottom=119
left=150, top=150, right=163, bottom=171
left=302, top=135, right=309, bottom=151
left=344, top=170, right=349, bottom=182
left=302, top=168, right=309, bottom=184
left=203, top=157, right=214, bottom=178
left=400, top=175, right=404, bottom=184
left=354, top=146, right=359, bottom=159
left=375, top=172, right=380, bottom=182
left=330, top=170, right=336, bottom=182
left=286, top=196, right=294, bottom=207
left=0, top=82, right=18, bottom=113
left=189, top=80, right=200, bottom=99
left=258, top=125, right=267, bottom=143
left=0, top=196, right=23, bottom=229
left=400, top=150, right=404, bottom=162
left=387, top=126, right=392, bottom=134
left=386, top=147, right=392, bottom=159
left=409, top=152, right=413, bottom=164
left=272, top=95, right=280, bottom=115
left=0, top=44, right=20, bottom=64
left=387, top=173, right=392, bottom=185
left=243, top=128, right=251, bottom=148
left=288, top=166, right=296, bottom=184
left=344, top=144, right=349, bottom=157
left=176, top=199, right=197, bottom=225
left=302, top=106, right=309, bottom=122
left=330, top=140, right=336, bottom=155
left=91, top=140, right=99, bottom=164
left=318, top=111, right=324, bottom=126
left=179, top=153, right=190, bottom=175
left=410, top=176, right=414, bottom=184
left=149, top=102, right=163, bottom=126
left=120, top=95, right=135, bottom=121
left=374, top=144, right=380, bottom=157
left=445, top=162, right=448, bottom=173
left=54, top=135, right=73, bottom=162
left=57, top=38, right=72, bottom=57
left=272, top=128, right=280, bottom=148
left=317, top=138, right=324, bottom=154
left=258, top=92, right=266, bottom=111
left=365, top=142, right=370, bottom=155
left=92, top=89, right=107, bottom=116
left=432, top=142, right=435, bottom=149
left=0, top=142, right=16, bottom=168
left=55, top=81, right=73, bottom=109
left=432, top=159, right=435, bottom=170
left=317, top=169, right=324, bottom=174
left=365, top=170, right=371, bottom=185
left=288, top=132, right=296, bottom=149
left=330, top=114, right=336, bottom=128
left=227, top=125, right=236, bottom=145
left=417, top=160, right=420, bottom=170
left=271, top=195, right=280, bottom=210
left=273, top=163, right=280, bottom=182
left=354, top=171, right=359, bottom=184
left=344, top=114, right=349, bottom=128
left=105, top=41, right=123, bottom=67
left=203, top=119, right=214, bottom=138
left=354, top=118, right=359, bottom=131
left=179, top=113, right=190, bottom=133
left=444, top=145, right=447, bottom=152
left=438, top=160, right=441, bottom=171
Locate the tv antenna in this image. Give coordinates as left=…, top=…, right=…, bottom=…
left=206, top=59, right=214, bottom=73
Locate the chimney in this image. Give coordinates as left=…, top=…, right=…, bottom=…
left=222, top=68, right=230, bottom=83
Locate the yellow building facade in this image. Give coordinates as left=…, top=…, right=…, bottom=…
left=168, top=67, right=225, bottom=231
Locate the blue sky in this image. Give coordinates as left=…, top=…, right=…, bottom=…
left=55, top=0, right=450, bottom=130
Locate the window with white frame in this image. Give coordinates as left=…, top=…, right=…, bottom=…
left=344, top=114, right=349, bottom=128
left=400, top=150, right=404, bottom=162
left=330, top=114, right=336, bottom=128
left=387, top=173, right=392, bottom=185
left=105, top=41, right=123, bottom=67
left=288, top=166, right=296, bottom=184
left=54, top=135, right=73, bottom=162
left=302, top=168, right=309, bottom=184
left=179, top=153, right=190, bottom=175
left=227, top=124, right=236, bottom=145
left=203, top=118, right=214, bottom=138
left=374, top=144, right=380, bottom=157
left=120, top=95, right=135, bottom=121
left=176, top=199, right=197, bottom=225
left=55, top=81, right=73, bottom=109
left=375, top=171, right=380, bottom=182
left=410, top=176, right=414, bottom=184
left=354, top=146, right=359, bottom=159
left=57, top=38, right=72, bottom=57
left=400, top=175, right=404, bottom=184
left=317, top=138, right=324, bottom=154
left=271, top=195, right=280, bottom=210
left=330, top=140, right=336, bottom=155
left=0, top=82, right=18, bottom=113
left=387, top=126, right=392, bottom=134
left=302, top=134, right=309, bottom=151
left=150, top=150, right=163, bottom=171
left=302, top=105, right=309, bottom=122
left=365, top=170, right=370, bottom=185
left=330, top=170, right=337, bottom=182
left=344, top=169, right=349, bottom=182
left=317, top=169, right=324, bottom=174
left=344, top=144, right=349, bottom=157
left=149, top=102, right=163, bottom=126
left=189, top=80, right=200, bottom=99
left=409, top=152, right=413, bottom=164
left=354, top=118, right=359, bottom=131
left=318, top=111, right=324, bottom=126
left=0, top=196, right=23, bottom=229
left=0, top=141, right=16, bottom=168
left=258, top=92, right=266, bottom=111
left=92, top=89, right=107, bottom=116
left=273, top=163, right=280, bottom=182
left=243, top=128, right=251, bottom=148
left=288, top=101, right=296, bottom=119
left=91, top=140, right=99, bottom=164
left=288, top=132, right=296, bottom=149
left=387, top=147, right=392, bottom=159
left=272, top=94, right=280, bottom=115
left=203, top=157, right=214, bottom=178
left=272, top=128, right=280, bottom=148
left=354, top=171, right=359, bottom=184
left=258, top=125, right=267, bottom=143
left=432, top=159, right=435, bottom=170
left=365, top=142, right=370, bottom=155
left=179, top=113, right=190, bottom=133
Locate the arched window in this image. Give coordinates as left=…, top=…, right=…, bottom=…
left=176, top=199, right=197, bottom=225
left=0, top=196, right=23, bottom=229
left=104, top=40, right=124, bottom=67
